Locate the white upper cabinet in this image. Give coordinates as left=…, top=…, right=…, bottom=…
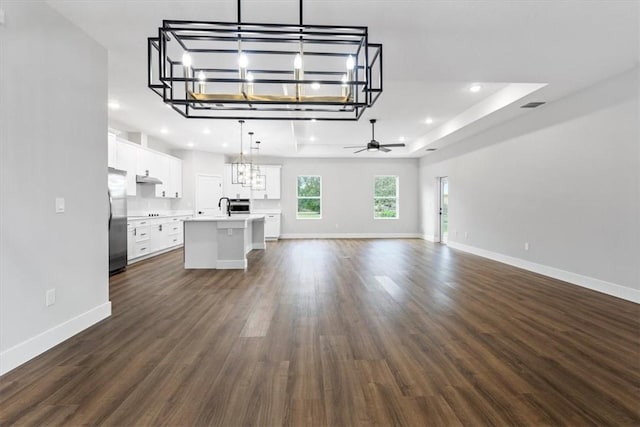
left=223, top=164, right=251, bottom=199
left=114, top=140, right=138, bottom=196
left=251, top=165, right=281, bottom=200
left=110, top=136, right=182, bottom=199
left=168, top=156, right=182, bottom=198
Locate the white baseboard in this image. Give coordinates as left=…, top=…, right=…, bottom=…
left=217, top=259, right=248, bottom=269
left=0, top=301, right=112, bottom=376
left=128, top=244, right=183, bottom=264
left=250, top=242, right=266, bottom=250
left=422, top=234, right=438, bottom=242
left=447, top=242, right=639, bottom=303
left=280, top=233, right=422, bottom=239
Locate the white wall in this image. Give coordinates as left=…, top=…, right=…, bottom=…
left=172, top=150, right=226, bottom=212
left=0, top=1, right=111, bottom=374
left=280, top=158, right=420, bottom=237
left=419, top=68, right=639, bottom=301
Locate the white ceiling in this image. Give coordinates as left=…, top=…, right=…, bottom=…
left=47, top=0, right=639, bottom=158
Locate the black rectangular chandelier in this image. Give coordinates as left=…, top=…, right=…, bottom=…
left=147, top=0, right=383, bottom=121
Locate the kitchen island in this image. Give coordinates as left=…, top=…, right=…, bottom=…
left=183, top=215, right=266, bottom=269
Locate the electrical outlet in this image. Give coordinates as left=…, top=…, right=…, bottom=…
left=524, top=242, right=529, bottom=251
left=46, top=289, right=56, bottom=306
left=227, top=228, right=233, bottom=236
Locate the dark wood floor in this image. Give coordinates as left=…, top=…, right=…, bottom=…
left=1, top=239, right=639, bottom=426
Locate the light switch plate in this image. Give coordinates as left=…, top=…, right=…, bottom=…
left=55, top=197, right=65, bottom=213
left=0, top=9, right=5, bottom=25
left=46, top=289, right=56, bottom=306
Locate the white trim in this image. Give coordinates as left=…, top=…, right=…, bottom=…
left=250, top=242, right=266, bottom=250
left=422, top=234, right=437, bottom=242
left=296, top=175, right=322, bottom=220
left=280, top=233, right=422, bottom=239
left=447, top=242, right=639, bottom=303
left=0, top=302, right=112, bottom=376
left=373, top=175, right=399, bottom=220
left=217, top=259, right=248, bottom=269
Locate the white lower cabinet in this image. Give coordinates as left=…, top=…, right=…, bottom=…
left=264, top=213, right=281, bottom=240
left=128, top=216, right=190, bottom=262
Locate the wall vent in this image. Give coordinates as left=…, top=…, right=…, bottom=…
left=521, top=101, right=546, bottom=108
left=425, top=148, right=437, bottom=152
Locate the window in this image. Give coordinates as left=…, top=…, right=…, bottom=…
left=374, top=175, right=398, bottom=219
left=297, top=175, right=321, bottom=219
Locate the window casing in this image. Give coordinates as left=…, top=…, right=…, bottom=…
left=374, top=175, right=399, bottom=219
left=297, top=175, right=322, bottom=219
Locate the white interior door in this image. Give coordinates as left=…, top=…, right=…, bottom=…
left=196, top=174, right=223, bottom=216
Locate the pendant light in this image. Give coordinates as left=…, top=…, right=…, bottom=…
left=231, top=120, right=251, bottom=184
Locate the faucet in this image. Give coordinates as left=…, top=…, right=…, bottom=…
left=218, top=197, right=231, bottom=217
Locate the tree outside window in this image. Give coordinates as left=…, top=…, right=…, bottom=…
left=374, top=176, right=398, bottom=219
left=297, top=175, right=321, bottom=219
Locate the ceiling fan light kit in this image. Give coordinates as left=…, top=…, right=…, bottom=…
left=345, top=119, right=406, bottom=154
left=148, top=0, right=383, bottom=121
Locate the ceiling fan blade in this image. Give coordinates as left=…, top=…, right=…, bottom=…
left=379, top=147, right=391, bottom=152
left=353, top=148, right=367, bottom=153
left=344, top=145, right=365, bottom=148
left=380, top=143, right=406, bottom=148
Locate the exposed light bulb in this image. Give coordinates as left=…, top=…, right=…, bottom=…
left=238, top=53, right=249, bottom=68
left=294, top=53, right=303, bottom=70
left=346, top=55, right=355, bottom=70
left=247, top=72, right=254, bottom=82
left=311, top=82, right=320, bottom=90
left=341, top=74, right=348, bottom=86
left=197, top=71, right=205, bottom=82
left=182, top=53, right=192, bottom=67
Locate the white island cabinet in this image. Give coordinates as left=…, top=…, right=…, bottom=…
left=183, top=215, right=266, bottom=270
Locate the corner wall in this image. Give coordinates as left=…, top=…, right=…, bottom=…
left=0, top=1, right=111, bottom=374
left=419, top=68, right=640, bottom=301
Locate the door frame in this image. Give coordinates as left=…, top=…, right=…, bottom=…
left=195, top=173, right=223, bottom=216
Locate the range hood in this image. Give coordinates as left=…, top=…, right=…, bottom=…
left=136, top=172, right=162, bottom=185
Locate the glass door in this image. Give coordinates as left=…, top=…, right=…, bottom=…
left=439, top=177, right=449, bottom=244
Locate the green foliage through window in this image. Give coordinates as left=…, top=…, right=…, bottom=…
left=297, top=176, right=321, bottom=219
left=374, top=176, right=398, bottom=218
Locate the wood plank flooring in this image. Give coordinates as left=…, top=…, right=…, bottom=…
left=1, top=239, right=639, bottom=426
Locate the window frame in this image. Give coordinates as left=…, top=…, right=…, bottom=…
left=373, top=175, right=399, bottom=220
left=296, top=175, right=322, bottom=220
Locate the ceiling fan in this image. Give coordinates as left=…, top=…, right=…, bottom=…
left=344, top=119, right=406, bottom=153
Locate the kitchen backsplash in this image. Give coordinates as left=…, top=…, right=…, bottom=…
left=127, top=184, right=172, bottom=213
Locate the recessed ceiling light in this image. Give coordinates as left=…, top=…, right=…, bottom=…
left=222, top=143, right=229, bottom=147
left=160, top=127, right=168, bottom=134
left=108, top=100, right=120, bottom=110
left=311, top=82, right=320, bottom=90
left=425, top=117, right=434, bottom=125
left=469, top=84, right=482, bottom=93
left=310, top=136, right=316, bottom=142
left=311, top=118, right=317, bottom=123
left=203, top=128, right=210, bottom=134
left=399, top=136, right=405, bottom=142
left=187, top=141, right=194, bottom=147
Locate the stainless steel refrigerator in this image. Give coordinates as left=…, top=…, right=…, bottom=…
left=108, top=167, right=128, bottom=274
